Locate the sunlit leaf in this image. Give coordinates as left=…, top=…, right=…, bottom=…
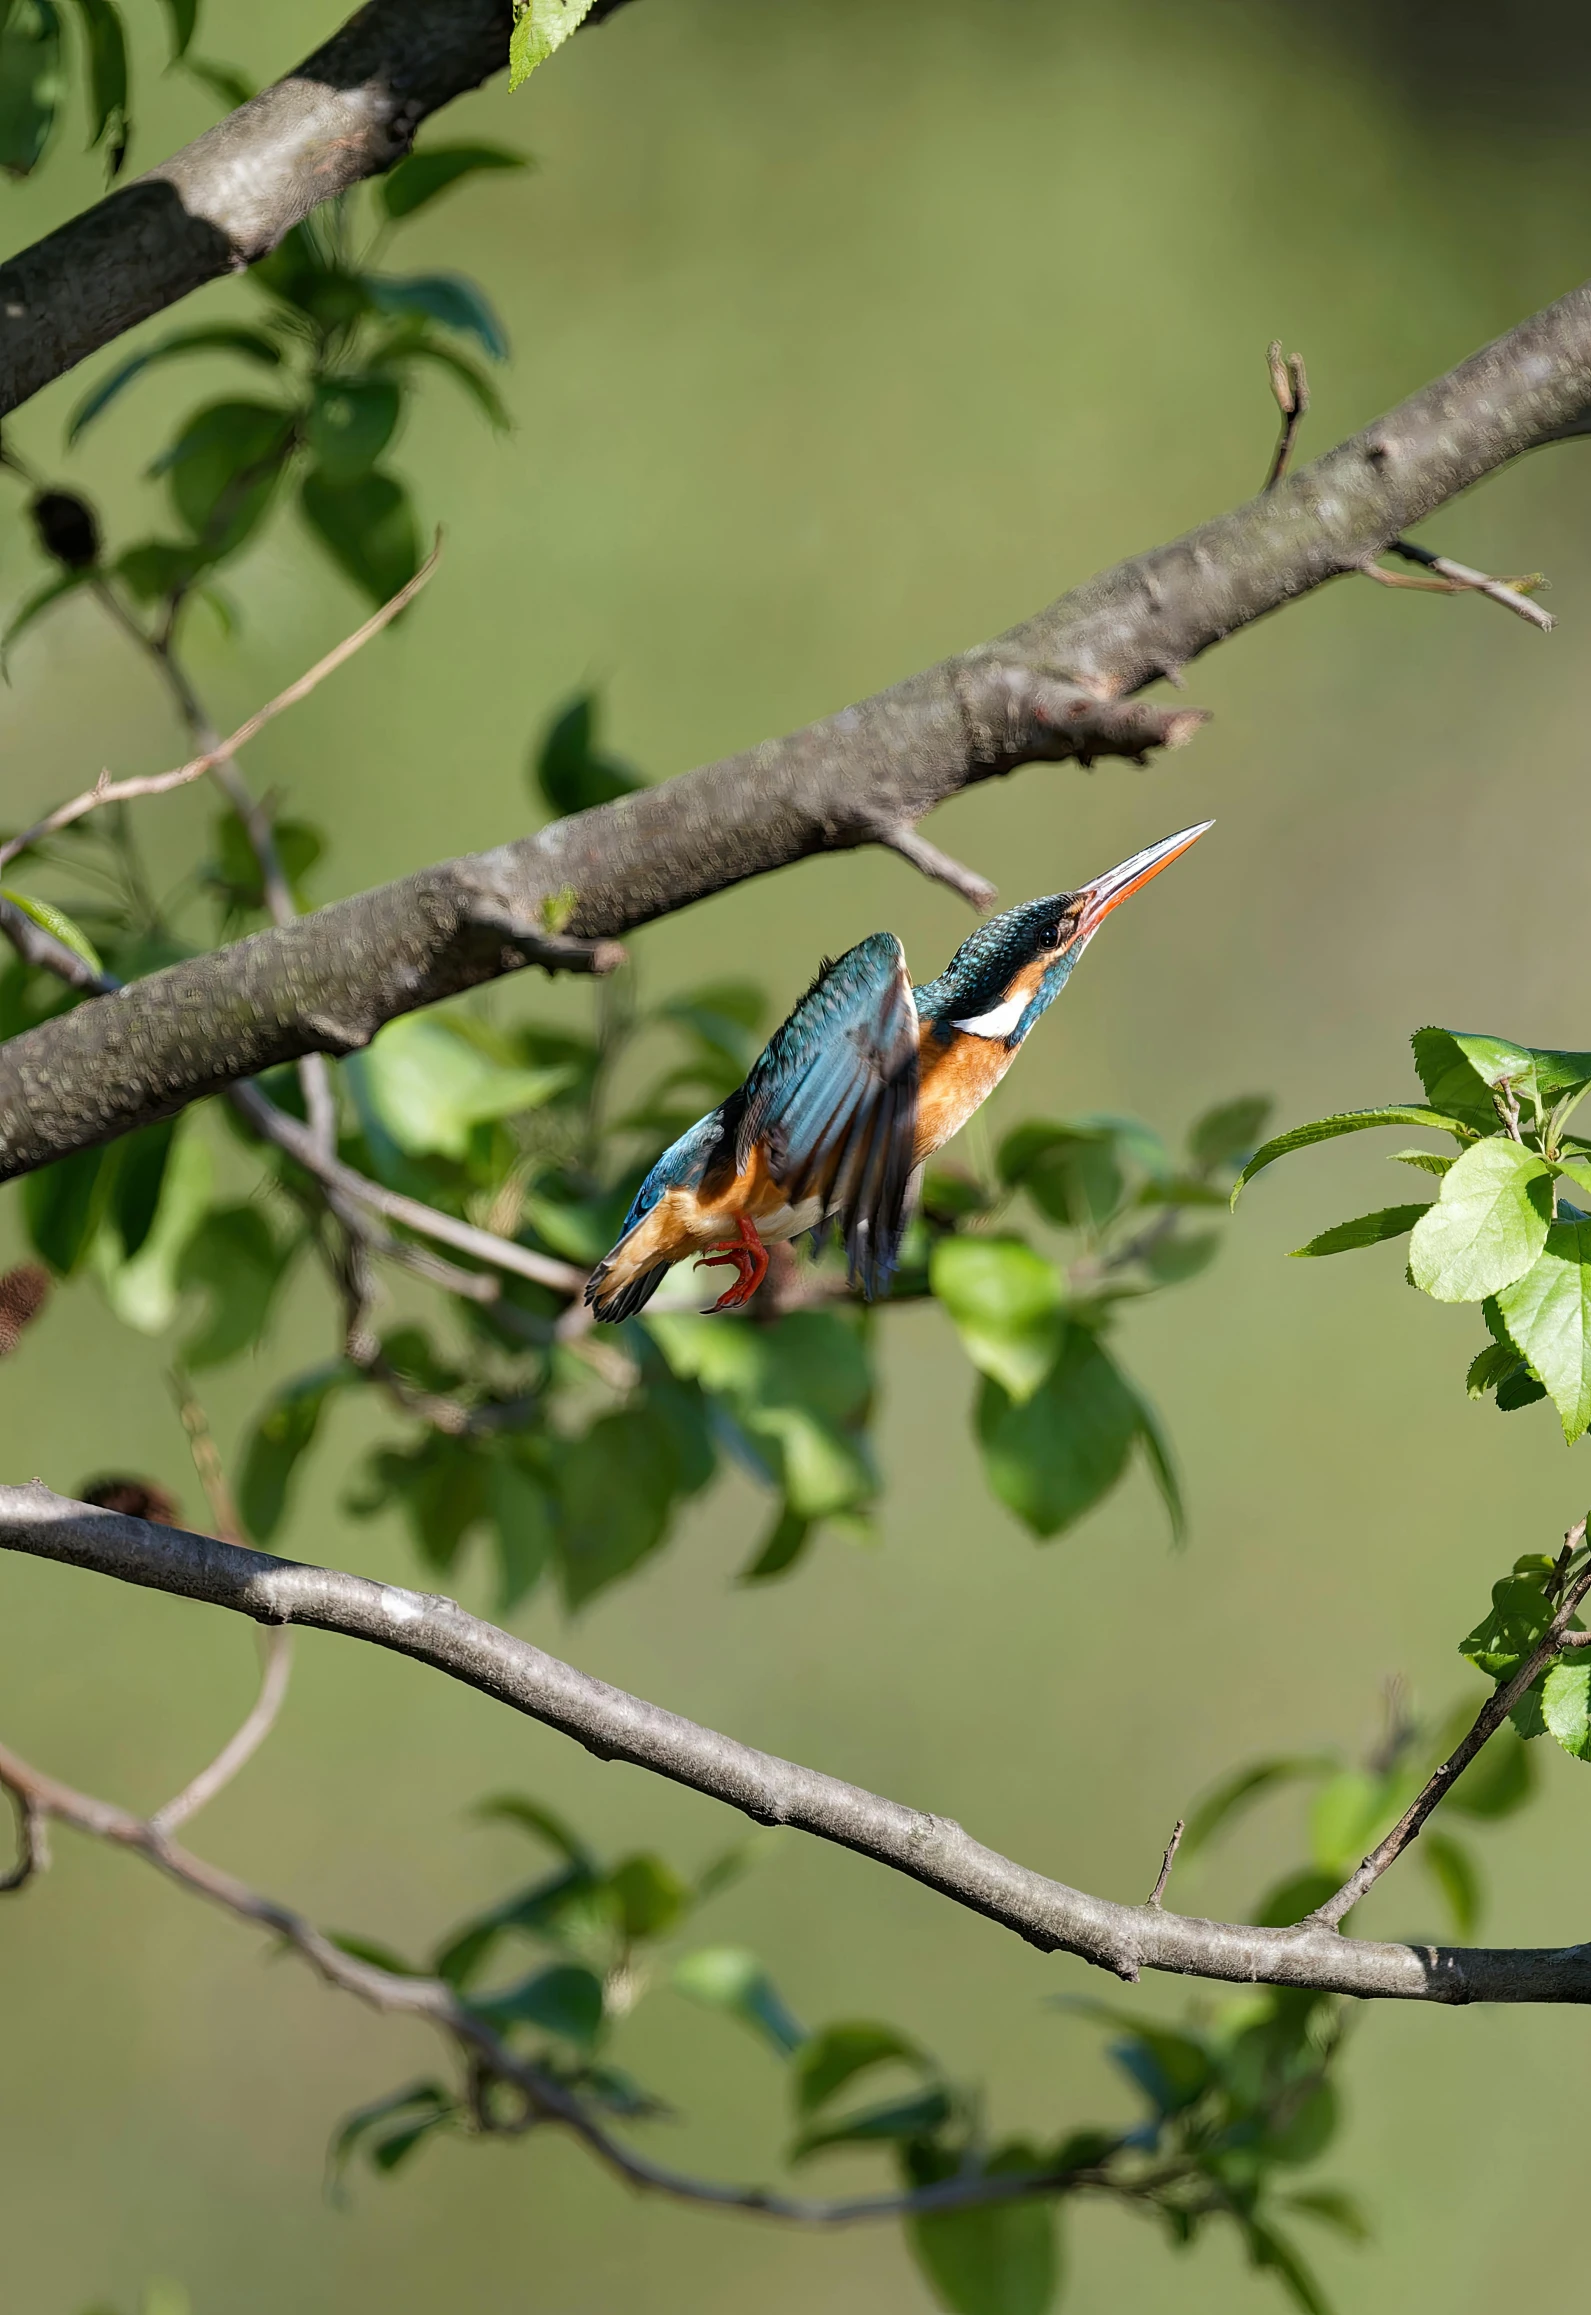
left=607, top=1853, right=690, bottom=1942
left=1290, top=1204, right=1428, bottom=1258
left=0, top=889, right=102, bottom=977
left=508, top=0, right=599, bottom=88
left=1465, top=1340, right=1522, bottom=1400
left=1232, top=1106, right=1472, bottom=1203
left=1493, top=1220, right=1591, bottom=1441
left=353, top=1012, right=570, bottom=1159
left=1541, top=1660, right=1591, bottom=1761
left=930, top=1235, right=1064, bottom=1403
left=97, top=1125, right=212, bottom=1334
left=1407, top=1137, right=1553, bottom=1304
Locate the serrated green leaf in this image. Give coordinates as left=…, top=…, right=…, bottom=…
left=380, top=142, right=527, bottom=219
left=1407, top=1137, right=1553, bottom=1303
left=1458, top=1575, right=1555, bottom=1681
left=908, top=2198, right=1061, bottom=2315
left=1541, top=1660, right=1591, bottom=1760
left=1233, top=1106, right=1471, bottom=1203
left=672, top=1945, right=805, bottom=2056
left=1493, top=1221, right=1591, bottom=1440
left=1389, top=1147, right=1453, bottom=1176
left=508, top=0, right=599, bottom=88
left=1417, top=1027, right=1591, bottom=1121
left=1290, top=1203, right=1428, bottom=1258
left=930, top=1235, right=1064, bottom=1403
left=1465, top=1340, right=1521, bottom=1399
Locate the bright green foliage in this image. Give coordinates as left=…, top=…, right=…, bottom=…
left=1406, top=1139, right=1552, bottom=1302
left=1290, top=1205, right=1429, bottom=1258
left=0, top=2, right=66, bottom=180
left=509, top=0, right=600, bottom=89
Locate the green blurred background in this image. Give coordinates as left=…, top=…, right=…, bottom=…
left=4, top=1, right=1591, bottom=2306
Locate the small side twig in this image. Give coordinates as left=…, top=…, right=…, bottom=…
left=1309, top=1517, right=1591, bottom=1930
left=876, top=824, right=997, bottom=911
left=0, top=1781, right=49, bottom=1892
left=149, top=1627, right=294, bottom=1836
left=1263, top=341, right=1309, bottom=490
left=1146, top=1819, right=1184, bottom=1909
left=1361, top=538, right=1554, bottom=633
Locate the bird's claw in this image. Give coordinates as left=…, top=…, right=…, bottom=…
left=694, top=1218, right=770, bottom=1312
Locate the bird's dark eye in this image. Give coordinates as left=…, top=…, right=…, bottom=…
left=1044, top=923, right=1063, bottom=951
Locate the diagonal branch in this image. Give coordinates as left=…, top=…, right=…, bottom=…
left=5, top=1483, right=1591, bottom=2006
left=5, top=278, right=1591, bottom=1179
left=0, top=0, right=641, bottom=419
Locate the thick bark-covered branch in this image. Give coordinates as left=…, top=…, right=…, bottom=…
left=0, top=0, right=630, bottom=417
left=3, top=284, right=1591, bottom=1177
left=5, top=1485, right=1589, bottom=2005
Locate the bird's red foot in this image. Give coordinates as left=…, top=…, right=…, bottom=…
left=695, top=1216, right=770, bottom=1312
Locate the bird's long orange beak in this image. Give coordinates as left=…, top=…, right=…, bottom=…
left=1072, top=820, right=1213, bottom=943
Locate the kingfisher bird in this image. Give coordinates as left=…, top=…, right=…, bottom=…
left=586, top=821, right=1211, bottom=1323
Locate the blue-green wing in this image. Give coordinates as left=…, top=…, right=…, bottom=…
left=737, top=932, right=920, bottom=1297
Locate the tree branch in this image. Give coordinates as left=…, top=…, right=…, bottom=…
left=0, top=0, right=638, bottom=419
left=6, top=278, right=1591, bottom=1180
left=4, top=1484, right=1590, bottom=2005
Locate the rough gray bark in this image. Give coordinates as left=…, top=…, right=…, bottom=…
left=5, top=1484, right=1589, bottom=2004
left=3, top=280, right=1591, bottom=1179
left=0, top=0, right=629, bottom=417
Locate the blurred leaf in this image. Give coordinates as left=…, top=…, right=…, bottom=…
left=328, top=2080, right=454, bottom=2186
left=1, top=567, right=90, bottom=660
left=306, top=375, right=401, bottom=482
left=534, top=691, right=645, bottom=815
left=0, top=888, right=101, bottom=977
left=354, top=1432, right=489, bottom=1572
left=299, top=466, right=419, bottom=605
left=470, top=1960, right=604, bottom=2047
left=1252, top=1869, right=1340, bottom=1929
left=380, top=142, right=526, bottom=219
left=114, top=538, right=205, bottom=602
left=1290, top=1204, right=1428, bottom=1258
left=177, top=1203, right=291, bottom=1367
left=931, top=1235, right=1064, bottom=1403
left=182, top=52, right=252, bottom=108
left=1308, top=1770, right=1392, bottom=1875
left=908, top=2198, right=1061, bottom=2315
left=1187, top=1093, right=1272, bottom=1175
left=365, top=270, right=508, bottom=360
left=0, top=1, right=63, bottom=178
left=1129, top=1382, right=1184, bottom=1546
left=238, top=1363, right=346, bottom=1543
left=1241, top=2220, right=1332, bottom=2315
left=608, top=1853, right=690, bottom=1941
left=1541, top=1661, right=1591, bottom=1760
left=1441, top=1721, right=1534, bottom=1818
left=1283, top=2187, right=1370, bottom=2243
left=396, top=336, right=510, bottom=429
left=1232, top=1107, right=1471, bottom=1202
left=791, top=2087, right=952, bottom=2161
left=509, top=0, right=599, bottom=88
left=202, top=807, right=323, bottom=915
left=65, top=0, right=126, bottom=162
left=23, top=1142, right=109, bottom=1273
left=1407, top=1138, right=1553, bottom=1304
left=1420, top=1830, right=1481, bottom=1935
left=997, top=1120, right=1122, bottom=1229
left=1493, top=1221, right=1591, bottom=1441
left=976, top=1324, right=1142, bottom=1540
left=475, top=1793, right=595, bottom=1870
left=353, top=1012, right=570, bottom=1160
left=99, top=1125, right=212, bottom=1333
left=737, top=1504, right=814, bottom=1584
left=154, top=398, right=295, bottom=558
left=554, top=1399, right=691, bottom=1608
left=1141, top=1229, right=1219, bottom=1284
left=1181, top=1756, right=1333, bottom=1854
left=107, top=1118, right=174, bottom=1258
left=158, top=0, right=197, bottom=59
left=489, top=1455, right=555, bottom=1611
left=793, top=2022, right=929, bottom=2118
left=672, top=1945, right=805, bottom=2056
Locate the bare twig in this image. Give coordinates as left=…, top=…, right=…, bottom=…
left=0, top=545, right=440, bottom=876
left=876, top=825, right=998, bottom=910
left=6, top=1482, right=1591, bottom=2006
left=1146, top=1819, right=1184, bottom=1909
left=1361, top=540, right=1554, bottom=632
left=0, top=1782, right=48, bottom=1892
left=1309, top=1518, right=1591, bottom=1930
left=149, top=1628, right=294, bottom=1835
left=1263, top=341, right=1309, bottom=490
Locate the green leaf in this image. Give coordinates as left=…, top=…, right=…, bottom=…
left=534, top=691, right=644, bottom=814
left=470, top=1960, right=604, bottom=2047
left=23, top=1142, right=109, bottom=1273
left=1442, top=1721, right=1534, bottom=1818
left=177, top=1204, right=292, bottom=1368
left=155, top=398, right=294, bottom=558
left=1241, top=2217, right=1333, bottom=2315
left=1496, top=1364, right=1548, bottom=1412
left=1181, top=1757, right=1332, bottom=1854
left=1389, top=1146, right=1453, bottom=1177
left=793, top=2023, right=930, bottom=2119
left=306, top=376, right=400, bottom=482
left=997, top=1120, right=1123, bottom=1228
left=650, top=1310, right=874, bottom=1527
left=489, top=1455, right=555, bottom=1611
left=202, top=807, right=323, bottom=916
left=1289, top=1203, right=1428, bottom=1258
left=182, top=53, right=253, bottom=109
left=508, top=0, right=599, bottom=88
left=1406, top=1137, right=1553, bottom=1303
left=0, top=889, right=102, bottom=977
left=351, top=1012, right=569, bottom=1160
left=1420, top=1830, right=1481, bottom=1935
left=475, top=1793, right=594, bottom=1869
left=1140, top=1229, right=1219, bottom=1285
left=238, top=1364, right=346, bottom=1543
left=364, top=271, right=508, bottom=360
left=791, top=2087, right=953, bottom=2161
left=65, top=0, right=126, bottom=160
left=1458, top=1575, right=1554, bottom=1681
left=976, top=1324, right=1142, bottom=1539
left=98, top=1124, right=212, bottom=1332
left=1129, top=1382, right=1184, bottom=1546
left=1232, top=1106, right=1472, bottom=1203
left=737, top=1504, right=815, bottom=1584
left=1416, top=1026, right=1591, bottom=1122
left=380, top=142, right=527, bottom=219
left=157, top=0, right=197, bottom=60
left=0, top=1, right=63, bottom=179
left=1493, top=1221, right=1591, bottom=1441
left=1187, top=1093, right=1273, bottom=1176
left=1465, top=1340, right=1522, bottom=1399
left=298, top=466, right=419, bottom=605
left=1541, top=1661, right=1591, bottom=1761
left=395, top=337, right=511, bottom=430
left=114, top=539, right=206, bottom=602
left=908, top=2200, right=1061, bottom=2315
left=1, top=567, right=90, bottom=662
left=1252, top=1869, right=1341, bottom=1929
left=608, top=1853, right=691, bottom=1942
left=328, top=2080, right=454, bottom=2186
left=930, top=1235, right=1064, bottom=1403
left=106, top=1118, right=174, bottom=1259
left=1283, top=2187, right=1370, bottom=2243
left=672, top=1945, right=805, bottom=2056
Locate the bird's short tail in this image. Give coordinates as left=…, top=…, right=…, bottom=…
left=585, top=1254, right=671, bottom=1325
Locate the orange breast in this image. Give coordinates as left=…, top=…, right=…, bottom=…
left=914, top=1024, right=1019, bottom=1162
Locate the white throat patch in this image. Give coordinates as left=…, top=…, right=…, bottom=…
left=949, top=988, right=1030, bottom=1040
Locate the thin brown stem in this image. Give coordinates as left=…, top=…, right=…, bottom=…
left=168, top=1367, right=245, bottom=1543
left=1309, top=1519, right=1591, bottom=1930
left=1146, top=1820, right=1184, bottom=1909
left=1361, top=541, right=1554, bottom=632
left=149, top=1628, right=294, bottom=1835
left=1263, top=341, right=1309, bottom=490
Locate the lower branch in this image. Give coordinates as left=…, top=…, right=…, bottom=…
left=4, top=1485, right=1589, bottom=2005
